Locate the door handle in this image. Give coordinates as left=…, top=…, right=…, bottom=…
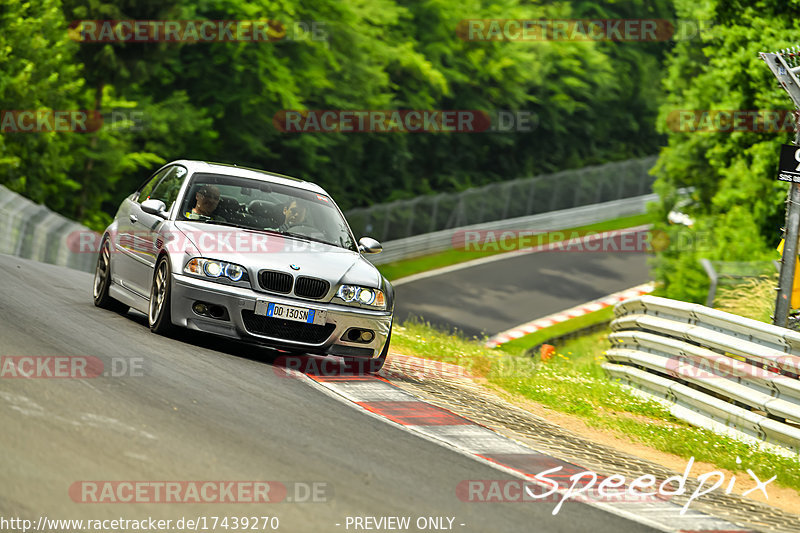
left=129, top=214, right=138, bottom=223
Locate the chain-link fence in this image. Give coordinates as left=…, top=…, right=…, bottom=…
left=0, top=156, right=657, bottom=273
left=0, top=185, right=96, bottom=273
left=345, top=156, right=657, bottom=242
left=701, top=259, right=779, bottom=308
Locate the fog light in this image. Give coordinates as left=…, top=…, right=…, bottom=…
left=193, top=302, right=208, bottom=315
left=344, top=328, right=375, bottom=343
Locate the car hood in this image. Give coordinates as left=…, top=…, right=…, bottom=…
left=173, top=222, right=380, bottom=287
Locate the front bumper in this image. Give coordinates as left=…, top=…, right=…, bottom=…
left=170, top=273, right=392, bottom=358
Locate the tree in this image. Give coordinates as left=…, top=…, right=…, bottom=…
left=650, top=0, right=800, bottom=302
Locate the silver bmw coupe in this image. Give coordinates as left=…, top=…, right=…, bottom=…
left=93, top=160, right=394, bottom=372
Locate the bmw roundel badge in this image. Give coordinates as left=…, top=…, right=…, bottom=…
left=290, top=264, right=300, bottom=270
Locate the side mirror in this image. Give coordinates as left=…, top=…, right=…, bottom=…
left=358, top=237, right=383, bottom=254
left=141, top=198, right=168, bottom=219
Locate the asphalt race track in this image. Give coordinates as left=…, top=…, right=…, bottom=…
left=0, top=253, right=661, bottom=532
left=393, top=238, right=651, bottom=338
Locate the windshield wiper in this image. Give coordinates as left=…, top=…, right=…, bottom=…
left=191, top=219, right=273, bottom=233
left=185, top=218, right=341, bottom=247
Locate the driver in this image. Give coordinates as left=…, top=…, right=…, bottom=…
left=186, top=184, right=225, bottom=221
left=279, top=200, right=308, bottom=232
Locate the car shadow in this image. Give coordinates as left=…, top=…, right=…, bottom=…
left=124, top=308, right=378, bottom=377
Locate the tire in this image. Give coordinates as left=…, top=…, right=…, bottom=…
left=148, top=255, right=174, bottom=334
left=93, top=239, right=129, bottom=313
left=368, top=330, right=390, bottom=373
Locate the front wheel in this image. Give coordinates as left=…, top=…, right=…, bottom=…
left=369, top=331, right=390, bottom=373
left=148, top=256, right=174, bottom=334
left=93, top=239, right=129, bottom=313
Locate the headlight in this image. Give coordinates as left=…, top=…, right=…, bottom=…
left=224, top=263, right=245, bottom=282
left=336, top=285, right=386, bottom=309
left=184, top=258, right=249, bottom=283
left=203, top=261, right=223, bottom=278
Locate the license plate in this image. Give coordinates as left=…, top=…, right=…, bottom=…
left=254, top=300, right=326, bottom=325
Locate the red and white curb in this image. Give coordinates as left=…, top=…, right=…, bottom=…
left=279, top=357, right=754, bottom=533
left=485, top=282, right=656, bottom=348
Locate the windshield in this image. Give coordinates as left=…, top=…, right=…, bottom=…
left=178, top=173, right=357, bottom=251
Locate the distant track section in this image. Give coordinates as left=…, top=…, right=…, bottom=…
left=394, top=228, right=652, bottom=337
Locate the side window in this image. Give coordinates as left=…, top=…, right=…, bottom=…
left=149, top=166, right=187, bottom=210
left=138, top=167, right=170, bottom=202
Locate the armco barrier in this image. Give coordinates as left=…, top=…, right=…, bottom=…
left=606, top=295, right=800, bottom=454
left=0, top=185, right=96, bottom=273
left=367, top=193, right=657, bottom=265
left=346, top=156, right=657, bottom=242
left=1, top=183, right=656, bottom=270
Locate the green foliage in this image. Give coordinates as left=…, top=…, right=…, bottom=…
left=0, top=0, right=85, bottom=212
left=393, top=321, right=800, bottom=491
left=651, top=0, right=800, bottom=302
left=3, top=0, right=674, bottom=228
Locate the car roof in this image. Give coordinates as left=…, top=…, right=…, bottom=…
left=169, top=160, right=329, bottom=196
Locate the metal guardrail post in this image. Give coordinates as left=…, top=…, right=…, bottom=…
left=700, top=258, right=718, bottom=307
left=776, top=176, right=800, bottom=326
left=608, top=294, right=800, bottom=453
left=761, top=48, right=800, bottom=326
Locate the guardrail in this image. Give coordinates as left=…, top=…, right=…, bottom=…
left=0, top=185, right=96, bottom=273
left=605, top=295, right=800, bottom=455
left=368, top=193, right=657, bottom=265
left=346, top=156, right=657, bottom=242
left=1, top=184, right=655, bottom=272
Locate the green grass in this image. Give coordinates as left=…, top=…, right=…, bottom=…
left=391, top=320, right=800, bottom=493
left=497, top=306, right=615, bottom=354
left=378, top=213, right=654, bottom=281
